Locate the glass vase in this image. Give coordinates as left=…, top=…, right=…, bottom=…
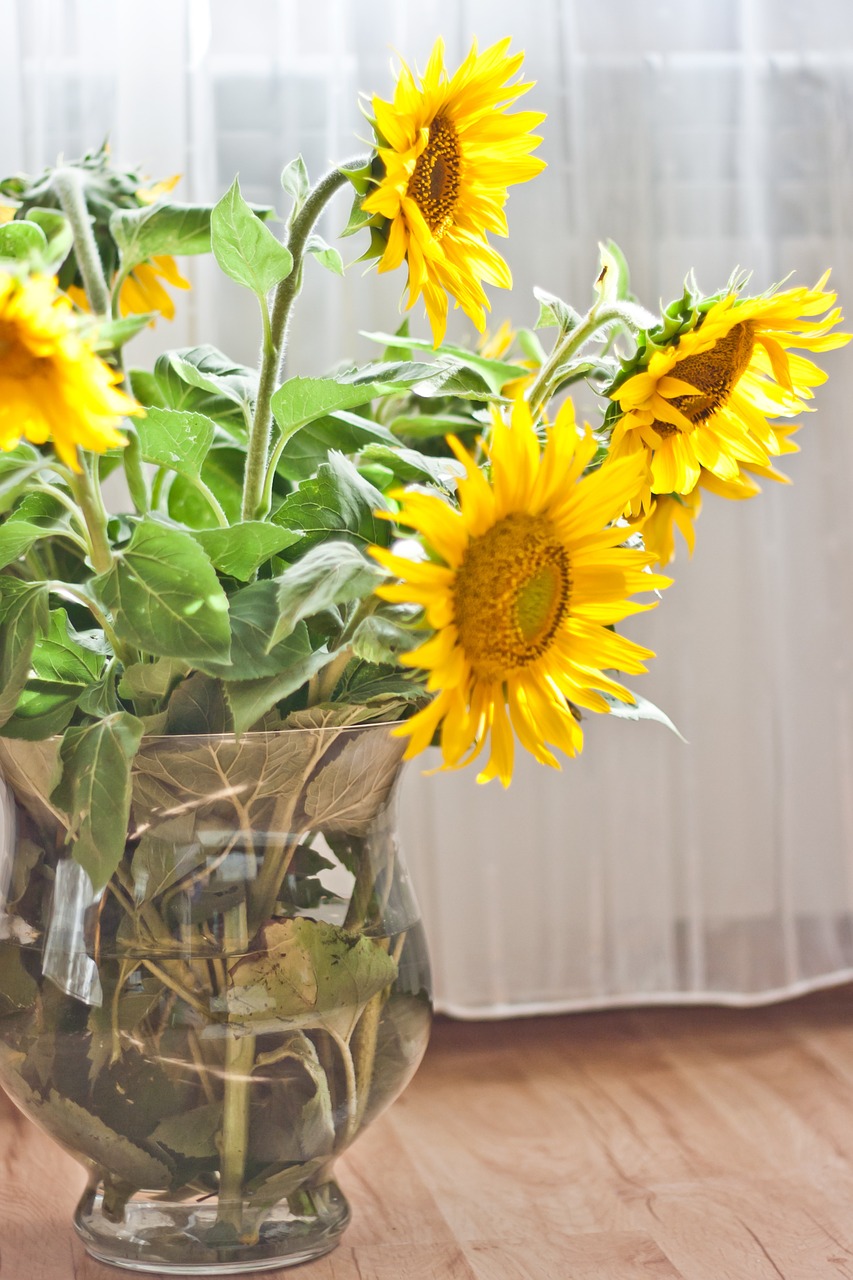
left=0, top=723, right=431, bottom=1274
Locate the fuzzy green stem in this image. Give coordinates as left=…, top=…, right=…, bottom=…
left=66, top=457, right=113, bottom=575
left=121, top=429, right=150, bottom=514
left=526, top=304, right=627, bottom=419
left=242, top=158, right=368, bottom=521
left=54, top=168, right=111, bottom=317
left=217, top=901, right=255, bottom=1233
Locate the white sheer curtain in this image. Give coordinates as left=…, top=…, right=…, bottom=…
left=3, top=0, right=853, bottom=1014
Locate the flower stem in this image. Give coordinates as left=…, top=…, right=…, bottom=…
left=242, top=158, right=369, bottom=521
left=526, top=303, right=627, bottom=419
left=66, top=456, right=113, bottom=575
left=217, top=901, right=255, bottom=1234
left=54, top=168, right=111, bottom=317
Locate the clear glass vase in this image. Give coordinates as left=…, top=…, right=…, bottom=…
left=0, top=724, right=431, bottom=1274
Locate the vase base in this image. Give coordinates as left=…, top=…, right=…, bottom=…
left=74, top=1180, right=350, bottom=1275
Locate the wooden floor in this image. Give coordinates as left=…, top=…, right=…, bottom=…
left=5, top=986, right=853, bottom=1278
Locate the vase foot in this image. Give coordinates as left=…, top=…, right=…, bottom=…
left=73, top=1179, right=350, bottom=1275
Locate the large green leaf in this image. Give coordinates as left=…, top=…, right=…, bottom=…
left=211, top=178, right=293, bottom=297
left=1, top=608, right=103, bottom=739
left=168, top=446, right=247, bottom=530
left=360, top=443, right=463, bottom=489
left=361, top=329, right=523, bottom=394
left=190, top=522, right=301, bottom=581
left=272, top=452, right=390, bottom=553
left=198, top=581, right=321, bottom=680
left=0, top=579, right=48, bottom=728
left=222, top=626, right=331, bottom=734
left=164, top=672, right=232, bottom=734
left=0, top=447, right=50, bottom=515
left=51, top=711, right=145, bottom=890
left=270, top=542, right=382, bottom=649
left=130, top=346, right=256, bottom=436
left=93, top=520, right=231, bottom=665
left=270, top=363, right=439, bottom=439
left=276, top=410, right=398, bottom=482
left=225, top=917, right=398, bottom=1039
left=135, top=406, right=216, bottom=479
left=110, top=201, right=215, bottom=268
left=118, top=657, right=189, bottom=703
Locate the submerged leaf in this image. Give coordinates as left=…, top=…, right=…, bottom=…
left=225, top=917, right=398, bottom=1039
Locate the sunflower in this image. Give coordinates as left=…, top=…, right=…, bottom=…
left=361, top=37, right=545, bottom=345
left=607, top=274, right=849, bottom=515
left=0, top=271, right=139, bottom=470
left=370, top=397, right=669, bottom=785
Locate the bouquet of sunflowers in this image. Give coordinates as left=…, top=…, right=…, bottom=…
left=0, top=36, right=846, bottom=1270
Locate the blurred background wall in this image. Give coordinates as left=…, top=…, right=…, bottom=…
left=3, top=0, right=853, bottom=1014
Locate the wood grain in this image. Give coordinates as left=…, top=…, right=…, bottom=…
left=5, top=987, right=853, bottom=1277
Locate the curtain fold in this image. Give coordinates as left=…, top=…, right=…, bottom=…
left=3, top=0, right=853, bottom=1014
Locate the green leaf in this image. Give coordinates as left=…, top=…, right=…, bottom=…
left=135, top=406, right=216, bottom=479
left=599, top=689, right=686, bottom=740
left=0, top=219, right=48, bottom=262
left=90, top=314, right=153, bottom=352
left=168, top=445, right=247, bottom=529
left=222, top=627, right=331, bottom=734
left=276, top=410, right=398, bottom=483
left=131, top=347, right=256, bottom=438
left=190, top=522, right=301, bottom=581
left=211, top=177, right=293, bottom=298
left=51, top=711, right=145, bottom=890
left=270, top=542, right=382, bottom=648
left=281, top=155, right=309, bottom=214
left=534, top=287, right=583, bottom=333
left=25, top=207, right=73, bottom=270
left=93, top=519, right=231, bottom=665
left=270, top=362, right=456, bottom=442
left=272, top=452, right=390, bottom=553
left=118, top=657, right=189, bottom=703
left=0, top=447, right=49, bottom=515
left=165, top=672, right=232, bottom=734
left=197, top=581, right=320, bottom=681
left=110, top=201, right=215, bottom=269
left=360, top=330, right=521, bottom=395
left=350, top=613, right=419, bottom=665
left=305, top=233, right=344, bottom=276
left=360, top=443, right=463, bottom=489
left=594, top=239, right=632, bottom=303
left=1, top=682, right=78, bottom=740
left=151, top=1101, right=223, bottom=1159
left=2, top=607, right=106, bottom=733
left=388, top=412, right=482, bottom=441
left=225, top=917, right=398, bottom=1039
left=0, top=579, right=49, bottom=729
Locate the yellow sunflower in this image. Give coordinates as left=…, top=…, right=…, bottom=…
left=361, top=37, right=546, bottom=345
left=370, top=397, right=670, bottom=786
left=0, top=271, right=139, bottom=470
left=607, top=274, right=849, bottom=514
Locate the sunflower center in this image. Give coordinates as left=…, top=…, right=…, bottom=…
left=407, top=115, right=462, bottom=239
left=453, top=513, right=571, bottom=680
left=652, top=320, right=755, bottom=437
